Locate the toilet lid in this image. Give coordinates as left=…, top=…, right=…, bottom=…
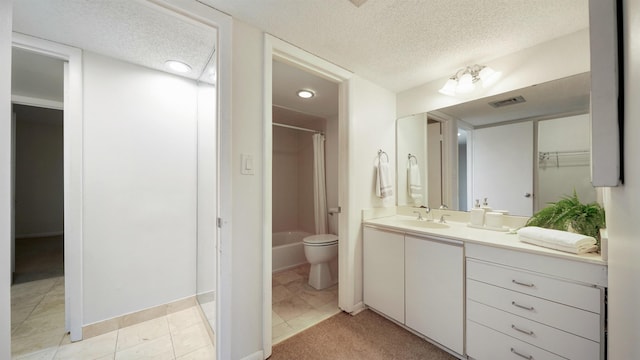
left=303, top=234, right=339, bottom=245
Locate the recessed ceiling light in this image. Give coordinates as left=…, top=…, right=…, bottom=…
left=165, top=60, right=192, bottom=74
left=297, top=89, right=315, bottom=99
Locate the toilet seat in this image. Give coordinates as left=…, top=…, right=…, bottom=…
left=303, top=234, right=338, bottom=246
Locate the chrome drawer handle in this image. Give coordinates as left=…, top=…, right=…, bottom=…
left=512, top=279, right=535, bottom=287
left=512, top=301, right=535, bottom=311
left=510, top=347, right=534, bottom=359
left=511, top=324, right=534, bottom=336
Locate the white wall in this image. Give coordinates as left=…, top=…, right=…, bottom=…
left=82, top=52, right=198, bottom=324
left=272, top=127, right=303, bottom=232
left=230, top=19, right=264, bottom=359
left=607, top=0, right=640, bottom=358
left=1, top=1, right=13, bottom=358
left=346, top=76, right=396, bottom=308
left=14, top=106, right=64, bottom=237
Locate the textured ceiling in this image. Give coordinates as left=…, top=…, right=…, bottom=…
left=201, top=0, right=589, bottom=92
left=12, top=0, right=217, bottom=84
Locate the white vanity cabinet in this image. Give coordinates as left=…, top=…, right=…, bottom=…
left=363, top=226, right=464, bottom=355
left=465, top=243, right=607, bottom=360
left=363, top=226, right=405, bottom=323
left=405, top=235, right=464, bottom=354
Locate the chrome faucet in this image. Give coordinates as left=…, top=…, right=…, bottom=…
left=439, top=214, right=451, bottom=224
left=413, top=210, right=424, bottom=221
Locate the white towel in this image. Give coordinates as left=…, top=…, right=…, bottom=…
left=376, top=160, right=394, bottom=200
left=517, top=226, right=597, bottom=254
left=519, top=235, right=598, bottom=254
left=408, top=163, right=422, bottom=206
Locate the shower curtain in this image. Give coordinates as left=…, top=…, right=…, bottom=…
left=313, top=133, right=328, bottom=234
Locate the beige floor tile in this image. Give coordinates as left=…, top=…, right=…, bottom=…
left=171, top=322, right=212, bottom=358
left=272, top=295, right=314, bottom=322
left=11, top=278, right=58, bottom=299
left=11, top=294, right=45, bottom=311
left=12, top=311, right=66, bottom=340
left=94, top=355, right=115, bottom=360
left=53, top=330, right=118, bottom=360
left=271, top=322, right=296, bottom=345
left=114, top=334, right=174, bottom=360
left=11, top=304, right=35, bottom=327
left=12, top=347, right=58, bottom=360
left=272, top=285, right=293, bottom=303
left=167, top=307, right=201, bottom=333
left=11, top=331, right=66, bottom=358
left=120, top=306, right=166, bottom=329
left=176, top=344, right=215, bottom=360
left=273, top=269, right=303, bottom=285
left=30, top=298, right=65, bottom=319
left=116, top=317, right=170, bottom=352
left=297, top=286, right=337, bottom=309
left=272, top=310, right=285, bottom=326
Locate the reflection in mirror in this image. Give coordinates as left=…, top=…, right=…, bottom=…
left=397, top=72, right=593, bottom=216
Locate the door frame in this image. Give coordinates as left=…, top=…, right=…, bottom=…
left=262, top=34, right=353, bottom=358
left=11, top=33, right=84, bottom=341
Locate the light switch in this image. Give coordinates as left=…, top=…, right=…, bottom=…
left=241, top=154, right=255, bottom=175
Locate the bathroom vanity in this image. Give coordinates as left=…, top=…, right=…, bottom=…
left=362, top=210, right=607, bottom=360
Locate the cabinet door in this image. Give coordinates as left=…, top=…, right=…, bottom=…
left=363, top=227, right=404, bottom=323
left=405, top=235, right=463, bottom=354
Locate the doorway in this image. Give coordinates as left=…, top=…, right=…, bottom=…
left=263, top=35, right=353, bottom=358
left=10, top=45, right=70, bottom=357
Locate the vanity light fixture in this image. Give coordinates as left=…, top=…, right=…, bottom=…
left=164, top=60, right=192, bottom=74
left=297, top=89, right=315, bottom=99
left=439, top=64, right=501, bottom=96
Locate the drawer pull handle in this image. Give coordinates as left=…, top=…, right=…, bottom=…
left=512, top=301, right=535, bottom=311
left=512, top=279, right=535, bottom=287
left=510, top=347, right=533, bottom=359
left=511, top=324, right=534, bottom=336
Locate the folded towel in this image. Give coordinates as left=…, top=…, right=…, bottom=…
left=408, top=163, right=422, bottom=206
left=376, top=160, right=393, bottom=200
left=517, top=226, right=597, bottom=255
left=519, top=235, right=598, bottom=254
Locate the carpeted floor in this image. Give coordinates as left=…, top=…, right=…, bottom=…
left=270, top=309, right=457, bottom=360
left=13, top=235, right=64, bottom=284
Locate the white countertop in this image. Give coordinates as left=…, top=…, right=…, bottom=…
left=363, top=214, right=607, bottom=266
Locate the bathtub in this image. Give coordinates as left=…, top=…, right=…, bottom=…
left=272, top=231, right=311, bottom=273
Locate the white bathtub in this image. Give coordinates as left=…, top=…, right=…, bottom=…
left=272, top=231, right=311, bottom=273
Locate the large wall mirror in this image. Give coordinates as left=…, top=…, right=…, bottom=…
left=397, top=72, right=595, bottom=217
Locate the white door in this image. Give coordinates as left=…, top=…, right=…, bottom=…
left=472, top=122, right=533, bottom=216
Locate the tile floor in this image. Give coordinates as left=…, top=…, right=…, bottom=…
left=272, top=263, right=340, bottom=344
left=11, top=276, right=215, bottom=360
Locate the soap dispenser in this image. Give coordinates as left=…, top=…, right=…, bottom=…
left=481, top=197, right=492, bottom=212
left=475, top=199, right=480, bottom=208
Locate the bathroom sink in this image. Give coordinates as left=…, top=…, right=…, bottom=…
left=399, top=219, right=449, bottom=229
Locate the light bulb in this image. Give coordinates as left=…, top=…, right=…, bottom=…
left=456, top=73, right=474, bottom=93
left=438, top=78, right=458, bottom=96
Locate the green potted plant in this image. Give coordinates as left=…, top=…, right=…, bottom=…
left=525, top=191, right=606, bottom=249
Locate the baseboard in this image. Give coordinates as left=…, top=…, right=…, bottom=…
left=82, top=296, right=196, bottom=339
left=16, top=231, right=64, bottom=239
left=347, top=301, right=366, bottom=315
left=240, top=350, right=264, bottom=360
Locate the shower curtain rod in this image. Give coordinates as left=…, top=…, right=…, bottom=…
left=273, top=122, right=323, bottom=134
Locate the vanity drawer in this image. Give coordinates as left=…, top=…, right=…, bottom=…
left=467, top=259, right=602, bottom=313
left=467, top=300, right=600, bottom=360
left=467, top=279, right=601, bottom=341
left=467, top=320, right=565, bottom=360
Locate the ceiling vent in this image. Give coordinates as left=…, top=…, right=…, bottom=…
left=489, top=95, right=526, bottom=108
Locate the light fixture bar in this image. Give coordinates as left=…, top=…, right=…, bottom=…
left=439, top=64, right=501, bottom=96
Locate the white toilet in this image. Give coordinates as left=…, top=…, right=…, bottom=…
left=303, top=234, right=338, bottom=290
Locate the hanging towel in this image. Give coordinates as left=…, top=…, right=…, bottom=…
left=408, top=163, right=422, bottom=206
left=376, top=160, right=394, bottom=201
left=517, top=226, right=597, bottom=254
